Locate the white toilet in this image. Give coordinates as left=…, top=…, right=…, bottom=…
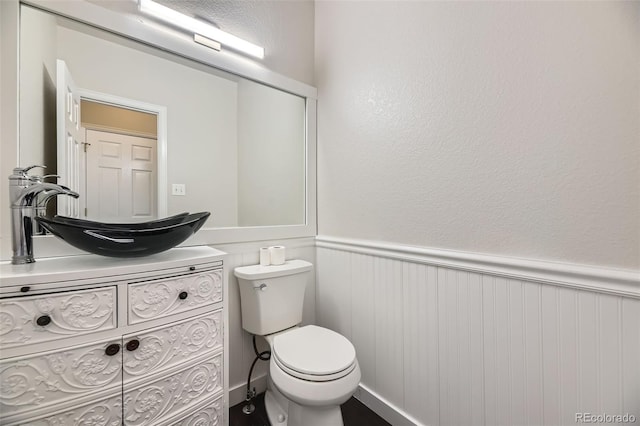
left=234, top=260, right=361, bottom=426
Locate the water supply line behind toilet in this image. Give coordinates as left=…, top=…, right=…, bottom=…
left=242, top=245, right=285, bottom=414
left=243, top=335, right=271, bottom=414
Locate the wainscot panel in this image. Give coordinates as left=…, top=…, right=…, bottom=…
left=316, top=236, right=640, bottom=426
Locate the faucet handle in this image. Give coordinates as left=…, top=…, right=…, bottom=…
left=9, top=165, right=45, bottom=183
left=31, top=174, right=61, bottom=183
left=12, top=165, right=47, bottom=179
left=20, top=165, right=46, bottom=174
left=22, top=165, right=47, bottom=180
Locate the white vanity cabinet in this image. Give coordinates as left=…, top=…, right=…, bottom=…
left=0, top=247, right=228, bottom=426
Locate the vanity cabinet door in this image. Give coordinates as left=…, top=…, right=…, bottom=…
left=0, top=287, right=116, bottom=349
left=122, top=310, right=223, bottom=382
left=0, top=338, right=123, bottom=424
left=128, top=269, right=222, bottom=324
left=123, top=352, right=223, bottom=426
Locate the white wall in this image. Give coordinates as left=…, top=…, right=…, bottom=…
left=315, top=1, right=640, bottom=270
left=237, top=79, right=306, bottom=226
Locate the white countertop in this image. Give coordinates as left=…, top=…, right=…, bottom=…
left=0, top=246, right=226, bottom=287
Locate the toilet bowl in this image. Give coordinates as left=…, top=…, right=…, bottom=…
left=234, top=260, right=361, bottom=426
left=264, top=325, right=361, bottom=426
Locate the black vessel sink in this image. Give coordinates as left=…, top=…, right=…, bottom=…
left=36, top=212, right=210, bottom=258
left=50, top=212, right=190, bottom=229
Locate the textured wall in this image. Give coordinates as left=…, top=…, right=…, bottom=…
left=315, top=1, right=640, bottom=269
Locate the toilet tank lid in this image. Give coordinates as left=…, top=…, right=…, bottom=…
left=234, top=259, right=313, bottom=280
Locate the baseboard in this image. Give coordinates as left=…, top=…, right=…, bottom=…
left=231, top=376, right=422, bottom=425
left=354, top=384, right=425, bottom=426
left=229, top=373, right=268, bottom=407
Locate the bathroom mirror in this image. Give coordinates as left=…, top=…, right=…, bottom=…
left=19, top=4, right=307, bottom=229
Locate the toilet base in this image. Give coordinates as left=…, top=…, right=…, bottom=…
left=265, top=387, right=289, bottom=426
left=265, top=377, right=344, bottom=426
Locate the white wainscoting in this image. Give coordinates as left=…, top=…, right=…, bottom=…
left=316, top=236, right=640, bottom=426
left=213, top=237, right=316, bottom=407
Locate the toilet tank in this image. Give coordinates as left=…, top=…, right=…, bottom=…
left=234, top=259, right=313, bottom=336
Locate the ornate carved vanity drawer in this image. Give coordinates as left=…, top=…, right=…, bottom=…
left=123, top=352, right=223, bottom=425
left=0, top=286, right=116, bottom=348
left=2, top=394, right=123, bottom=426
left=42, top=394, right=227, bottom=426
left=171, top=394, right=224, bottom=426
left=123, top=310, right=223, bottom=382
left=128, top=268, right=223, bottom=324
left=0, top=337, right=123, bottom=423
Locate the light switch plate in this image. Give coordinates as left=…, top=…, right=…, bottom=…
left=171, top=184, right=186, bottom=196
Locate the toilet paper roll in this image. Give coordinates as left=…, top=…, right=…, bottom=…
left=259, top=247, right=271, bottom=266
left=269, top=246, right=286, bottom=265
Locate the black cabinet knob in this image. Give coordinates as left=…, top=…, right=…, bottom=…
left=105, top=343, right=120, bottom=356
left=36, top=315, right=51, bottom=326
left=189, top=266, right=196, bottom=271
left=178, top=291, right=188, bottom=300
left=126, top=339, right=140, bottom=351
left=20, top=286, right=30, bottom=293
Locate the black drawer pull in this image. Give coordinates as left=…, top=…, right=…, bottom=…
left=105, top=343, right=120, bottom=356
left=126, top=339, right=140, bottom=351
left=36, top=315, right=51, bottom=326
left=178, top=291, right=188, bottom=300
left=189, top=266, right=196, bottom=271
left=20, top=286, right=30, bottom=293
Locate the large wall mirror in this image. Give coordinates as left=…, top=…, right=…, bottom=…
left=19, top=3, right=309, bottom=232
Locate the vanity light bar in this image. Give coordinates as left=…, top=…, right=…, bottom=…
left=138, top=0, right=265, bottom=59
left=194, top=34, right=221, bottom=52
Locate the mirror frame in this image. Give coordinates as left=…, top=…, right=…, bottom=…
left=0, top=0, right=317, bottom=260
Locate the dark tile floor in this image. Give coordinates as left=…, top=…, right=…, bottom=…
left=230, top=392, right=391, bottom=426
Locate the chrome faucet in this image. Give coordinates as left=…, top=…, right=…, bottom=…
left=9, top=165, right=79, bottom=264
left=31, top=174, right=62, bottom=235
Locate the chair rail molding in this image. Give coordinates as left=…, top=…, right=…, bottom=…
left=316, top=235, right=639, bottom=298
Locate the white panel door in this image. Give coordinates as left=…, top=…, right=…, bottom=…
left=86, top=129, right=157, bottom=221
left=56, top=59, right=84, bottom=217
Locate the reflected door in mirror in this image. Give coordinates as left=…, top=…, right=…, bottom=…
left=57, top=59, right=84, bottom=217
left=86, top=130, right=157, bottom=222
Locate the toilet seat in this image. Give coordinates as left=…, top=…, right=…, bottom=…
left=273, top=351, right=357, bottom=382
left=272, top=325, right=356, bottom=382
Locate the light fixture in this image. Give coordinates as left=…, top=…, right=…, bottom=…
left=138, top=0, right=265, bottom=59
